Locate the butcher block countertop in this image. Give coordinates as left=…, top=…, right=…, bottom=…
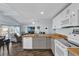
left=68, top=48, right=79, bottom=56
left=47, top=34, right=67, bottom=39
left=22, top=33, right=67, bottom=39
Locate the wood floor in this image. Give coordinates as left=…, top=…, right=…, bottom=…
left=0, top=43, right=54, bottom=56
left=12, top=43, right=54, bottom=56
left=14, top=49, right=53, bottom=56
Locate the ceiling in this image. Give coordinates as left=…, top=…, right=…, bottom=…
left=0, top=3, right=69, bottom=25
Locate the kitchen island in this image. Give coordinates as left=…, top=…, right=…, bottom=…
left=22, top=34, right=67, bottom=49
left=22, top=34, right=50, bottom=49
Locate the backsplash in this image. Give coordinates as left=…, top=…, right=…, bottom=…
left=55, top=27, right=79, bottom=36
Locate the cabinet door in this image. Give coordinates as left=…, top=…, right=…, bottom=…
left=36, top=38, right=46, bottom=49
left=51, top=39, right=55, bottom=55
left=33, top=39, right=38, bottom=49
left=37, top=38, right=46, bottom=49
left=23, top=37, right=32, bottom=49
left=46, top=39, right=51, bottom=49
left=33, top=37, right=46, bottom=49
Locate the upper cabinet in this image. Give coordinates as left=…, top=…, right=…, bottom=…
left=52, top=4, right=79, bottom=29
left=61, top=4, right=78, bottom=27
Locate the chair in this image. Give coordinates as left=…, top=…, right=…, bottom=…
left=14, top=33, right=22, bottom=43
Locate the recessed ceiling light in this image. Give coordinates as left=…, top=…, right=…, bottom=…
left=40, top=11, right=44, bottom=15
left=32, top=21, right=35, bottom=25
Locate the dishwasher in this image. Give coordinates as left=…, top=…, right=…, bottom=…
left=55, top=39, right=77, bottom=56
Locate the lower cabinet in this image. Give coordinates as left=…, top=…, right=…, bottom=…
left=46, top=38, right=51, bottom=49
left=23, top=37, right=51, bottom=49
left=33, top=39, right=38, bottom=49
left=51, top=39, right=55, bottom=55
left=33, top=38, right=47, bottom=49
left=23, top=37, right=32, bottom=49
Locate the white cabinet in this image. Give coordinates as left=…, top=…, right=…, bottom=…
left=22, top=37, right=48, bottom=49
left=33, top=39, right=38, bottom=49
left=46, top=39, right=51, bottom=49
left=53, top=17, right=62, bottom=29
left=23, top=37, right=32, bottom=49
left=23, top=36, right=49, bottom=49
left=52, top=4, right=79, bottom=29
left=33, top=37, right=47, bottom=49
left=37, top=39, right=46, bottom=49
left=51, top=39, right=55, bottom=55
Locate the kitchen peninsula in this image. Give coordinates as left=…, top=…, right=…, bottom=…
left=22, top=34, right=67, bottom=49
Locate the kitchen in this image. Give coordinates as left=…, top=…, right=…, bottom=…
left=0, top=3, right=79, bottom=56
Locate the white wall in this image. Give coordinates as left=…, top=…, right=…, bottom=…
left=34, top=19, right=52, bottom=34
left=20, top=18, right=52, bottom=34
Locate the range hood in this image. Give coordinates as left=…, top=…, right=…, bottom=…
left=62, top=26, right=79, bottom=28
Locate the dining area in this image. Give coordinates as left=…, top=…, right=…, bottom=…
left=0, top=25, right=21, bottom=56
left=0, top=34, right=22, bottom=56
